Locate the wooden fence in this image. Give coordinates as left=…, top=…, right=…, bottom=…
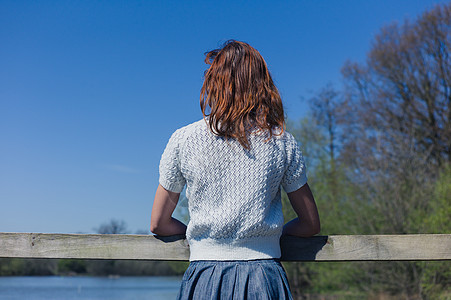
left=1, top=233, right=450, bottom=261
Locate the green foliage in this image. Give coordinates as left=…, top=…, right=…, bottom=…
left=417, top=165, right=451, bottom=299
left=0, top=258, right=57, bottom=276
left=0, top=258, right=25, bottom=276
left=57, top=259, right=87, bottom=274
left=425, top=164, right=451, bottom=233
left=421, top=261, right=451, bottom=299
left=0, top=258, right=187, bottom=277
left=167, top=261, right=189, bottom=275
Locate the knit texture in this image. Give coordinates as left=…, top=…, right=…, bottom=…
left=159, top=119, right=307, bottom=261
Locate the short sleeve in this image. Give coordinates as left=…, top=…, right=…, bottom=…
left=159, top=129, right=186, bottom=193
left=281, top=133, right=308, bottom=193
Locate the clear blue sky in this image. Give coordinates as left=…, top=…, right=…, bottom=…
left=1, top=0, right=447, bottom=234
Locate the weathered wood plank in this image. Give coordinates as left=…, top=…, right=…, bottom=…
left=0, top=233, right=449, bottom=261
left=0, top=233, right=189, bottom=261
left=280, top=234, right=451, bottom=261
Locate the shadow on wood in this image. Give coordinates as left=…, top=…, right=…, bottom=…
left=280, top=235, right=328, bottom=261
left=154, top=234, right=186, bottom=243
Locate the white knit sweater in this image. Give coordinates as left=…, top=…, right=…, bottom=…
left=159, top=119, right=307, bottom=261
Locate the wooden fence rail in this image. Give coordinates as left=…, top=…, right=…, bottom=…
left=0, top=233, right=450, bottom=261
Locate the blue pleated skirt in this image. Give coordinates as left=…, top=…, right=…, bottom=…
left=176, top=259, right=293, bottom=300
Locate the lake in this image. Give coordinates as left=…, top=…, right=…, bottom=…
left=0, top=276, right=182, bottom=300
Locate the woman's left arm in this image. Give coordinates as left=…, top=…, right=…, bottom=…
left=282, top=183, right=320, bottom=237
left=150, top=184, right=187, bottom=236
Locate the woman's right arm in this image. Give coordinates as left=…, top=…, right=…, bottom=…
left=150, top=184, right=187, bottom=236
left=282, top=183, right=320, bottom=237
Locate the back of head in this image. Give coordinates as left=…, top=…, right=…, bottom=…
left=200, top=40, right=284, bottom=149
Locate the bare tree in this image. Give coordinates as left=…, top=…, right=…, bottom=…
left=95, top=219, right=128, bottom=234
left=342, top=3, right=451, bottom=168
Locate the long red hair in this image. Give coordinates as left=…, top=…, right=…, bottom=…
left=200, top=40, right=285, bottom=149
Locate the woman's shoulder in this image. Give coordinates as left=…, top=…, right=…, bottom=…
left=271, top=129, right=297, bottom=144
left=269, top=130, right=301, bottom=156
left=170, top=119, right=208, bottom=140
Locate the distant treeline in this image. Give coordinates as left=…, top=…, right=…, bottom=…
left=0, top=257, right=187, bottom=277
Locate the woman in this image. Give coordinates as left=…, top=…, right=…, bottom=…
left=151, top=40, right=320, bottom=299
